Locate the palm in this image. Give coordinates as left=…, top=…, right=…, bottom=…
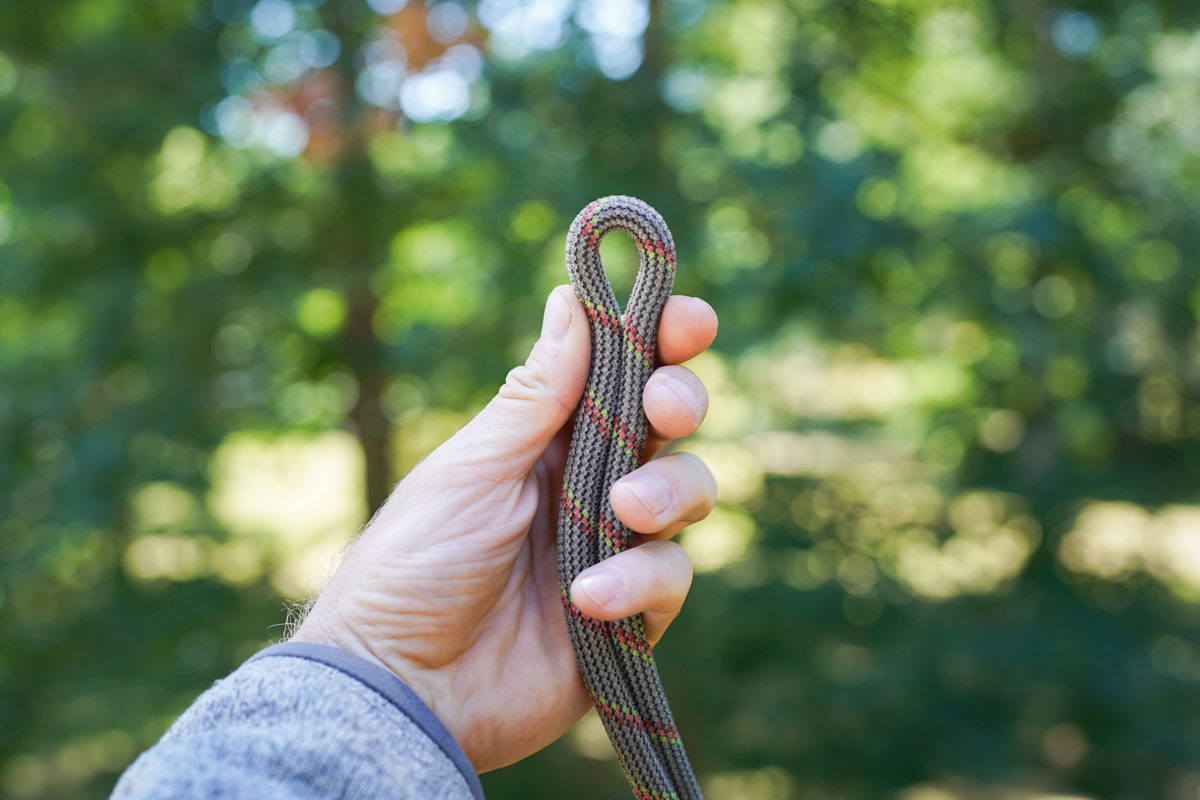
left=321, top=416, right=588, bottom=771
left=429, top=421, right=592, bottom=772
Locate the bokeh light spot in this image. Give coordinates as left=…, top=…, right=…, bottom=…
left=295, top=287, right=347, bottom=339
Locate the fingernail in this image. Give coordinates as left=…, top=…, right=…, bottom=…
left=620, top=473, right=673, bottom=516
left=574, top=570, right=622, bottom=609
left=665, top=378, right=703, bottom=425
left=541, top=287, right=572, bottom=343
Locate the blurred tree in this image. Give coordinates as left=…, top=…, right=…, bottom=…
left=8, top=0, right=1200, bottom=798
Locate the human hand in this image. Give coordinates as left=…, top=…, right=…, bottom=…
left=292, top=286, right=718, bottom=772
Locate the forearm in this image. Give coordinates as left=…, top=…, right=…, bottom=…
left=112, top=643, right=482, bottom=800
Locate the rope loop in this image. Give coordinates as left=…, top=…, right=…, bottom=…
left=557, top=196, right=702, bottom=800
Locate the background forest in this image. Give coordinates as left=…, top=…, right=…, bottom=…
left=4, top=0, right=1200, bottom=797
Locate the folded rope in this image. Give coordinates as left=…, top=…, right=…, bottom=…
left=557, top=196, right=703, bottom=800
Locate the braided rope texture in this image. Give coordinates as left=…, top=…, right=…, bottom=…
left=557, top=196, right=703, bottom=800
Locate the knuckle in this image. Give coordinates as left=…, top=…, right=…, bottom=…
left=499, top=354, right=550, bottom=403
left=496, top=347, right=574, bottom=417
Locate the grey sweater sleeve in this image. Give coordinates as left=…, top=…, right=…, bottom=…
left=112, top=642, right=484, bottom=800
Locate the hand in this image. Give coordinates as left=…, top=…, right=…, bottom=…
left=292, top=286, right=719, bottom=772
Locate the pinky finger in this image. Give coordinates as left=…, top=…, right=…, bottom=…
left=568, top=540, right=693, bottom=646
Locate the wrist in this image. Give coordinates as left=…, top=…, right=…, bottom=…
left=290, top=608, right=449, bottom=738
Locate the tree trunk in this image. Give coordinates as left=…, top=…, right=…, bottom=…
left=345, top=290, right=391, bottom=517
left=353, top=366, right=391, bottom=516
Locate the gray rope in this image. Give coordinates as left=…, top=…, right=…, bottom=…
left=557, top=196, right=703, bottom=800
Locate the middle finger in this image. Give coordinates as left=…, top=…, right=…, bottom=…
left=642, top=364, right=708, bottom=461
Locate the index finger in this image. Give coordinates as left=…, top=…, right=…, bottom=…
left=657, top=296, right=718, bottom=365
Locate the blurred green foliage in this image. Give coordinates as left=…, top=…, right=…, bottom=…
left=5, top=0, right=1200, bottom=798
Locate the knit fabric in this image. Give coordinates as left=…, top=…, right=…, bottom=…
left=111, top=651, right=476, bottom=800
left=558, top=196, right=702, bottom=800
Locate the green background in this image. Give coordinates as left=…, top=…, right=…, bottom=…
left=4, top=0, right=1200, bottom=798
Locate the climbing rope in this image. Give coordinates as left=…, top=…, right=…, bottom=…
left=558, top=196, right=703, bottom=800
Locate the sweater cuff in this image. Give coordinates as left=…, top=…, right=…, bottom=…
left=249, top=642, right=484, bottom=800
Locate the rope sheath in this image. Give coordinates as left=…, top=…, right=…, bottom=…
left=557, top=196, right=703, bottom=800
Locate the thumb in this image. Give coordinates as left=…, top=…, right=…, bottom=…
left=451, top=285, right=591, bottom=476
